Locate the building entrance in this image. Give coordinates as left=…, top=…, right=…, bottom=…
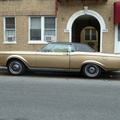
left=66, top=9, right=106, bottom=52
left=72, top=15, right=100, bottom=51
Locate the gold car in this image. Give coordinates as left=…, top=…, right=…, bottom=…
left=0, top=42, right=120, bottom=78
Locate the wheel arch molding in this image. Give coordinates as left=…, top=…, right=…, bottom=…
left=6, top=55, right=29, bottom=68
left=81, top=60, right=106, bottom=72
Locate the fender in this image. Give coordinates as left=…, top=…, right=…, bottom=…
left=81, top=60, right=107, bottom=71
left=6, top=55, right=29, bottom=67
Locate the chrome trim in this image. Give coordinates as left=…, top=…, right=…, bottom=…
left=29, top=68, right=80, bottom=72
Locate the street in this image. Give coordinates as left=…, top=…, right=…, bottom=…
left=0, top=69, right=120, bottom=120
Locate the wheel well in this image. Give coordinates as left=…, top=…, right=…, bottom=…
left=81, top=63, right=105, bottom=72
left=6, top=58, right=28, bottom=69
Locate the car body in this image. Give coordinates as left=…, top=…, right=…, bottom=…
left=0, top=42, right=120, bottom=78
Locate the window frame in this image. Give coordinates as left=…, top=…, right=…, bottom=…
left=3, top=16, right=16, bottom=44
left=84, top=27, right=97, bottom=41
left=28, top=16, right=56, bottom=44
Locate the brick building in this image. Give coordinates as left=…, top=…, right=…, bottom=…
left=0, top=0, right=120, bottom=53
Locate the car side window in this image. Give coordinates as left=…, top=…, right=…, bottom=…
left=73, top=43, right=94, bottom=52
left=42, top=44, right=70, bottom=52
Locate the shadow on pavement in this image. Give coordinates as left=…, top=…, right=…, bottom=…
left=0, top=67, right=120, bottom=80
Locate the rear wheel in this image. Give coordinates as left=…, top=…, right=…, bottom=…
left=82, top=64, right=101, bottom=78
left=7, top=60, right=26, bottom=75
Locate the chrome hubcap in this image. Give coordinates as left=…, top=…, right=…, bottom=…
left=88, top=66, right=96, bottom=74
left=12, top=64, right=20, bottom=71
left=85, top=64, right=100, bottom=77
left=9, top=61, right=22, bottom=74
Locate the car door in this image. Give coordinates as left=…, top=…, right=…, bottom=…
left=35, top=44, right=70, bottom=69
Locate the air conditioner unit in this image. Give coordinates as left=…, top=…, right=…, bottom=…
left=45, top=35, right=55, bottom=42
left=6, top=36, right=15, bottom=42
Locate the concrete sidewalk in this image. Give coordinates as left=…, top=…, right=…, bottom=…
left=0, top=66, right=6, bottom=70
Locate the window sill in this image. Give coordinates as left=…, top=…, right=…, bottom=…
left=28, top=41, right=48, bottom=44
left=3, top=41, right=17, bottom=44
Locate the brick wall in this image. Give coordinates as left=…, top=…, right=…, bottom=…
left=0, top=0, right=55, bottom=51
left=0, top=0, right=119, bottom=53
left=57, top=0, right=119, bottom=53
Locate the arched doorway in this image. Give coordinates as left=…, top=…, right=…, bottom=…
left=66, top=9, right=106, bottom=52
left=72, top=15, right=100, bottom=51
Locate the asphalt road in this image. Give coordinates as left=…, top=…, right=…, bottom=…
left=0, top=68, right=120, bottom=120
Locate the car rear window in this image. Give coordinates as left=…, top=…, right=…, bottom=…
left=73, top=43, right=95, bottom=52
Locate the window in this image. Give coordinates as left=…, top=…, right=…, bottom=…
left=45, top=17, right=55, bottom=42
left=114, top=23, right=120, bottom=53
left=4, top=17, right=16, bottom=43
left=29, top=17, right=56, bottom=44
left=30, top=17, right=41, bottom=40
left=41, top=44, right=69, bottom=52
left=118, top=23, right=120, bottom=41
left=85, top=28, right=97, bottom=41
left=73, top=43, right=95, bottom=52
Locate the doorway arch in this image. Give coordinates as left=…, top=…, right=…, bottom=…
left=66, top=9, right=106, bottom=52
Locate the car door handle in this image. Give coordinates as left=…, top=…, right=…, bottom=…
left=63, top=53, right=69, bottom=55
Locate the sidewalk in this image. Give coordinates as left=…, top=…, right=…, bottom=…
left=0, top=66, right=6, bottom=70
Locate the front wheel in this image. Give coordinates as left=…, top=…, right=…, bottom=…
left=7, top=60, right=26, bottom=75
left=82, top=64, right=101, bottom=78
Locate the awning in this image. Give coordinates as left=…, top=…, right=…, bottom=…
left=114, top=2, right=120, bottom=23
